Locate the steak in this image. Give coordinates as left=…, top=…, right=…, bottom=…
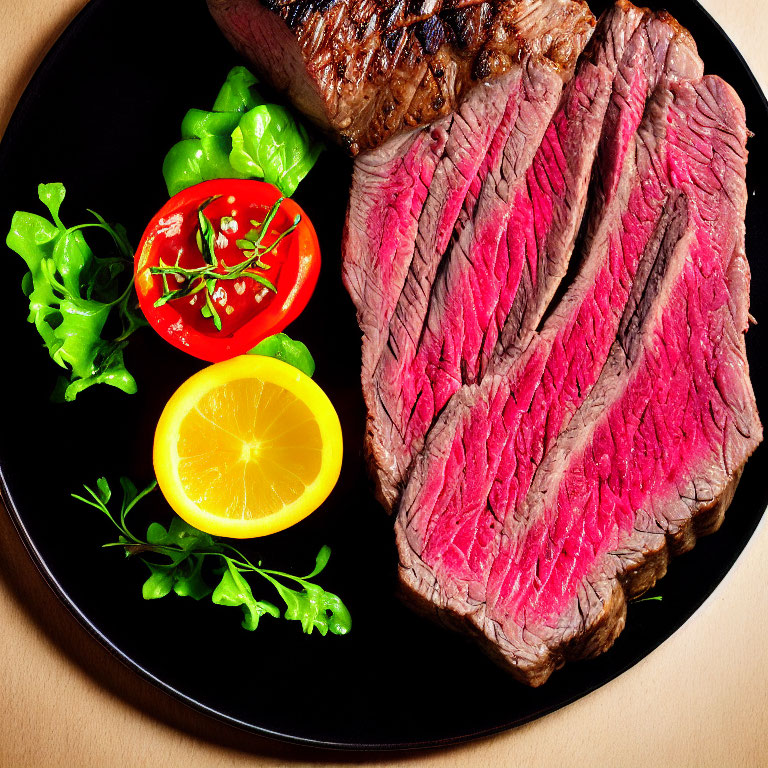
left=360, top=2, right=649, bottom=509
left=395, top=43, right=761, bottom=682
left=206, top=0, right=595, bottom=153
left=396, top=9, right=702, bottom=601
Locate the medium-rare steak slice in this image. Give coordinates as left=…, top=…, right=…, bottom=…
left=366, top=58, right=566, bottom=509
left=342, top=117, right=452, bottom=385
left=206, top=0, right=595, bottom=153
left=397, top=65, right=760, bottom=684
left=343, top=70, right=526, bottom=474
left=344, top=39, right=587, bottom=509
left=365, top=2, right=647, bottom=509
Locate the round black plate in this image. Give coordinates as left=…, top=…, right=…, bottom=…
left=1, top=0, right=766, bottom=752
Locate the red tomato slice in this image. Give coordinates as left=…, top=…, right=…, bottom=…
left=134, top=179, right=320, bottom=362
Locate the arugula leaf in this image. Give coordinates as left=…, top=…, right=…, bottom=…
left=267, top=579, right=351, bottom=636
left=196, top=201, right=219, bottom=267
left=142, top=563, right=175, bottom=600
left=73, top=477, right=350, bottom=637
left=230, top=105, right=322, bottom=197
left=248, top=333, right=316, bottom=377
left=142, top=555, right=213, bottom=601
left=304, top=544, right=331, bottom=579
left=249, top=274, right=277, bottom=294
left=96, top=477, right=112, bottom=505
left=7, top=183, right=145, bottom=401
left=55, top=341, right=137, bottom=402
left=149, top=516, right=218, bottom=554
left=172, top=556, right=213, bottom=601
left=212, top=559, right=280, bottom=630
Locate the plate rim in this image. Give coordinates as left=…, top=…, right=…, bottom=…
left=0, top=0, right=767, bottom=752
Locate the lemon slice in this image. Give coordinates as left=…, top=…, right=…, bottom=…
left=153, top=356, right=343, bottom=538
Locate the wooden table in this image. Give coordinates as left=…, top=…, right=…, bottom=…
left=1, top=1, right=767, bottom=765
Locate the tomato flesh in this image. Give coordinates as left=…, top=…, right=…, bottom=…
left=135, top=180, right=320, bottom=362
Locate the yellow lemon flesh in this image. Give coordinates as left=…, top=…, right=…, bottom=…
left=153, top=356, right=343, bottom=538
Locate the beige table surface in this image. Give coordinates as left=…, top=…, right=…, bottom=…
left=1, top=1, right=767, bottom=766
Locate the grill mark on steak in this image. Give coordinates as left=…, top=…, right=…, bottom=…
left=207, top=0, right=595, bottom=153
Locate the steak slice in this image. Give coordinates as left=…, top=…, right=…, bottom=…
left=365, top=2, right=647, bottom=510
left=366, top=59, right=565, bottom=510
left=344, top=71, right=525, bottom=480
left=206, top=0, right=595, bottom=153
left=342, top=119, right=452, bottom=386
left=396, top=61, right=760, bottom=684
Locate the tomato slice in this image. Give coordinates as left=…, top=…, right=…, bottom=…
left=134, top=179, right=320, bottom=362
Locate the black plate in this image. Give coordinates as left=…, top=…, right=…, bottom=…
left=1, top=0, right=766, bottom=752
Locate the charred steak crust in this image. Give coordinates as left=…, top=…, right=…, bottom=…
left=206, top=0, right=596, bottom=153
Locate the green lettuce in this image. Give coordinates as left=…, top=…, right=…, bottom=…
left=163, top=66, right=322, bottom=198
left=6, top=182, right=144, bottom=401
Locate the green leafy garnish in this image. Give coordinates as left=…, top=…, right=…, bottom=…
left=230, top=105, right=322, bottom=196
left=249, top=333, right=316, bottom=377
left=162, top=66, right=322, bottom=198
left=6, top=183, right=145, bottom=401
left=73, top=477, right=351, bottom=637
left=149, top=197, right=299, bottom=328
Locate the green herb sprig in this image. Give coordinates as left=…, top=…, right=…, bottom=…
left=150, top=197, right=299, bottom=331
left=72, top=477, right=351, bottom=636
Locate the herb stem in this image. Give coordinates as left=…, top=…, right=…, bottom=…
left=151, top=197, right=295, bottom=324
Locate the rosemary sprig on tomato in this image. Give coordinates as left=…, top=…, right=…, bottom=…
left=149, top=195, right=300, bottom=331
left=134, top=179, right=320, bottom=361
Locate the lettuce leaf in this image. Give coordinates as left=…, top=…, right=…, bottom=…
left=163, top=66, right=321, bottom=198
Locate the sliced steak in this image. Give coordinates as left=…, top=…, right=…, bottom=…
left=480, top=76, right=761, bottom=683
left=366, top=2, right=647, bottom=510
left=206, top=0, right=595, bottom=153
left=395, top=17, right=752, bottom=686
left=342, top=120, right=451, bottom=385
left=367, top=60, right=565, bottom=509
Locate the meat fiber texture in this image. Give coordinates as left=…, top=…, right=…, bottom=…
left=346, top=1, right=762, bottom=685
left=206, top=0, right=595, bottom=153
